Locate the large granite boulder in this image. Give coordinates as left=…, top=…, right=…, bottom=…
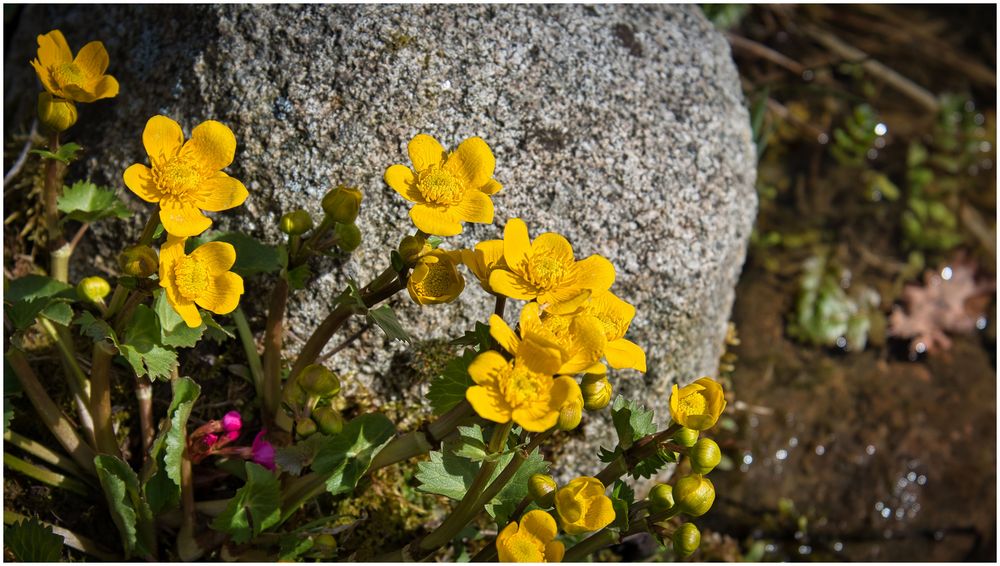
left=6, top=5, right=756, bottom=477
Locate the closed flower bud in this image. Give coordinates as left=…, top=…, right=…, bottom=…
left=672, top=427, right=699, bottom=448
left=672, top=522, right=701, bottom=558
left=322, top=186, right=363, bottom=224
left=674, top=475, right=715, bottom=517
left=37, top=92, right=77, bottom=132
left=648, top=483, right=674, bottom=513
left=407, top=249, right=465, bottom=305
left=298, top=364, right=341, bottom=397
left=313, top=533, right=337, bottom=556
left=118, top=245, right=158, bottom=278
left=528, top=473, right=558, bottom=508
left=335, top=222, right=362, bottom=252
left=296, top=415, right=317, bottom=438
left=581, top=375, right=612, bottom=411
left=690, top=438, right=722, bottom=475
left=77, top=276, right=110, bottom=303
left=397, top=235, right=426, bottom=266
left=557, top=394, right=583, bottom=431
left=313, top=406, right=344, bottom=436
left=555, top=477, right=616, bottom=535
left=279, top=209, right=313, bottom=236
left=669, top=377, right=727, bottom=431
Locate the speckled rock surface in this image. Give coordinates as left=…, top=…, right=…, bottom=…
left=7, top=4, right=756, bottom=477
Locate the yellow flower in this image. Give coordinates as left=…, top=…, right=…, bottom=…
left=493, top=302, right=606, bottom=375
left=582, top=291, right=646, bottom=372
left=384, top=134, right=500, bottom=236
left=461, top=239, right=506, bottom=295
left=407, top=248, right=465, bottom=305
left=31, top=30, right=119, bottom=103
left=488, top=302, right=567, bottom=375
left=496, top=510, right=565, bottom=563
left=466, top=350, right=579, bottom=432
left=489, top=218, right=615, bottom=314
left=124, top=115, right=248, bottom=237
left=554, top=477, right=615, bottom=535
left=669, top=377, right=726, bottom=431
left=159, top=235, right=244, bottom=328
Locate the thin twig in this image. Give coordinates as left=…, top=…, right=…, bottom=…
left=67, top=222, right=90, bottom=253
left=3, top=119, right=38, bottom=190
left=726, top=32, right=806, bottom=76
left=318, top=323, right=370, bottom=363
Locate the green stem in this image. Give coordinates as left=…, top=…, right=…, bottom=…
left=103, top=284, right=129, bottom=321
left=368, top=431, right=432, bottom=472
left=38, top=318, right=95, bottom=447
left=177, top=430, right=203, bottom=560
left=262, top=277, right=289, bottom=428
left=42, top=132, right=64, bottom=250
left=4, top=510, right=120, bottom=561
left=471, top=429, right=553, bottom=512
left=231, top=307, right=264, bottom=397
left=563, top=530, right=619, bottom=562
left=89, top=340, right=120, bottom=457
left=50, top=243, right=71, bottom=283
left=3, top=430, right=87, bottom=480
left=137, top=212, right=161, bottom=246
left=4, top=452, right=90, bottom=496
left=136, top=375, right=154, bottom=459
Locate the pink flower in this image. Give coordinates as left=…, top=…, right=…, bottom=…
left=222, top=411, right=243, bottom=432
left=203, top=433, right=220, bottom=447
left=226, top=430, right=240, bottom=442
left=251, top=430, right=275, bottom=471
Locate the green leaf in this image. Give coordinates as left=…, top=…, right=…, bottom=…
left=56, top=180, right=131, bottom=223
left=367, top=304, right=410, bottom=343
left=610, top=395, right=657, bottom=450
left=94, top=455, right=155, bottom=559
left=4, top=517, right=64, bottom=561
left=161, top=377, right=201, bottom=488
left=191, top=231, right=282, bottom=276
left=30, top=142, right=81, bottom=164
left=4, top=275, right=75, bottom=330
left=210, top=462, right=281, bottom=544
left=40, top=301, right=74, bottom=326
left=286, top=264, right=312, bottom=290
left=273, top=433, right=326, bottom=476
left=119, top=305, right=178, bottom=380
left=427, top=350, right=476, bottom=415
left=154, top=290, right=205, bottom=348
left=415, top=450, right=478, bottom=501
left=312, top=413, right=395, bottom=496
left=486, top=450, right=548, bottom=525
left=607, top=488, right=630, bottom=532
left=452, top=425, right=488, bottom=462
left=75, top=311, right=117, bottom=343
left=630, top=447, right=677, bottom=480
left=278, top=536, right=315, bottom=561
left=450, top=321, right=492, bottom=350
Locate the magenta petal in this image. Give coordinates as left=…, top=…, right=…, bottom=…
left=203, top=433, right=219, bottom=447
left=251, top=430, right=276, bottom=471
left=222, top=411, right=243, bottom=432
left=226, top=430, right=240, bottom=442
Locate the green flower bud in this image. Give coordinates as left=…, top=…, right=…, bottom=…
left=313, top=533, right=337, bottom=557
left=77, top=276, right=111, bottom=303
left=672, top=522, right=701, bottom=558
left=672, top=427, right=699, bottom=448
left=557, top=396, right=583, bottom=431
left=528, top=473, right=558, bottom=508
left=298, top=364, right=341, bottom=397
left=296, top=415, right=317, bottom=438
left=279, top=209, right=314, bottom=236
left=335, top=222, right=362, bottom=252
left=37, top=92, right=77, bottom=133
left=118, top=245, right=158, bottom=278
left=397, top=235, right=426, bottom=266
left=648, top=483, right=675, bottom=513
left=674, top=475, right=715, bottom=517
left=581, top=375, right=612, bottom=411
left=322, top=186, right=363, bottom=224
left=690, top=438, right=722, bottom=475
left=313, top=406, right=345, bottom=436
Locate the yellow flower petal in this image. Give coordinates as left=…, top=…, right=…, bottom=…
left=407, top=134, right=446, bottom=171
left=466, top=385, right=511, bottom=423
left=158, top=234, right=186, bottom=283
left=73, top=41, right=109, bottom=77
left=197, top=271, right=244, bottom=315
left=454, top=188, right=494, bottom=224
left=159, top=201, right=212, bottom=238
left=517, top=334, right=565, bottom=375
left=123, top=164, right=162, bottom=203
left=489, top=270, right=537, bottom=301
left=467, top=351, right=508, bottom=386
left=31, top=59, right=59, bottom=97
left=548, top=376, right=580, bottom=414
left=605, top=338, right=646, bottom=372
left=193, top=172, right=248, bottom=212
left=488, top=314, right=521, bottom=355
left=384, top=164, right=421, bottom=202
left=444, top=136, right=496, bottom=189
left=531, top=232, right=574, bottom=263
left=539, top=287, right=590, bottom=314
left=545, top=541, right=565, bottom=563
left=571, top=255, right=616, bottom=293
left=189, top=241, right=236, bottom=274
left=409, top=203, right=462, bottom=236
left=143, top=115, right=185, bottom=164
left=88, top=75, right=119, bottom=100
left=36, top=30, right=72, bottom=68
left=173, top=299, right=203, bottom=328
left=503, top=218, right=531, bottom=272
left=184, top=120, right=237, bottom=171
left=520, top=509, right=557, bottom=542
left=479, top=179, right=503, bottom=196
left=512, top=406, right=558, bottom=432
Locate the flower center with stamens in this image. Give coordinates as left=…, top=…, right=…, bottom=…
left=676, top=392, right=707, bottom=420
left=155, top=157, right=202, bottom=196
left=503, top=533, right=545, bottom=562
left=173, top=256, right=210, bottom=301
left=413, top=261, right=455, bottom=298
left=527, top=253, right=570, bottom=290
left=51, top=63, right=84, bottom=87
left=499, top=361, right=547, bottom=407
left=417, top=167, right=465, bottom=205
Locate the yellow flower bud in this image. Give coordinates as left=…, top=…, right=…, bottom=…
left=313, top=406, right=344, bottom=436
left=672, top=427, right=699, bottom=448
left=76, top=276, right=110, bottom=303
left=118, top=245, right=158, bottom=278
left=37, top=92, right=77, bottom=133
left=296, top=415, right=317, bottom=438
left=407, top=249, right=465, bottom=305
left=528, top=473, right=557, bottom=508
left=690, top=438, right=721, bottom=475
left=555, top=477, right=616, bottom=535
left=279, top=209, right=314, bottom=236
left=581, top=374, right=612, bottom=411
left=557, top=391, right=584, bottom=431
left=674, top=475, right=715, bottom=517
left=322, top=186, right=363, bottom=224
left=669, top=377, right=726, bottom=431
left=672, top=522, right=701, bottom=558
left=335, top=222, right=362, bottom=252
left=297, top=364, right=341, bottom=397
left=648, top=483, right=674, bottom=513
left=397, top=235, right=426, bottom=266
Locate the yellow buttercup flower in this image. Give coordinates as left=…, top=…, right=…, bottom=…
left=489, top=218, right=615, bottom=314
left=159, top=235, right=244, bottom=328
left=488, top=302, right=567, bottom=375
left=554, top=477, right=615, bottom=535
left=582, top=291, right=646, bottom=372
left=496, top=510, right=565, bottom=563
left=493, top=302, right=606, bottom=376
left=465, top=350, right=579, bottom=432
left=407, top=248, right=465, bottom=305
left=461, top=239, right=506, bottom=295
left=384, top=134, right=500, bottom=236
left=669, top=377, right=726, bottom=431
left=124, top=115, right=248, bottom=237
left=31, top=30, right=119, bottom=103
